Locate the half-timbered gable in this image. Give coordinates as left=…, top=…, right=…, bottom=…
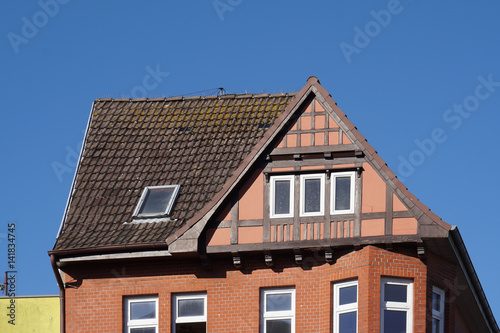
left=172, top=76, right=445, bottom=257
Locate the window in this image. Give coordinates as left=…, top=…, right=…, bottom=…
left=331, top=172, right=355, bottom=214
left=432, top=287, right=445, bottom=333
left=261, top=288, right=295, bottom=333
left=270, top=171, right=356, bottom=218
left=300, top=174, right=325, bottom=216
left=381, top=278, right=413, bottom=333
left=270, top=175, right=294, bottom=218
left=134, top=185, right=181, bottom=218
left=173, top=293, right=207, bottom=333
left=333, top=280, right=358, bottom=333
left=125, top=296, right=158, bottom=333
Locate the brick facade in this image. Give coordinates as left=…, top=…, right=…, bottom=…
left=62, top=245, right=448, bottom=332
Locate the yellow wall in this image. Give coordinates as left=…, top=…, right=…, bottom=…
left=0, top=295, right=60, bottom=333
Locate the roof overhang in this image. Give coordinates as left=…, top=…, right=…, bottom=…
left=56, top=250, right=172, bottom=267
left=448, top=226, right=499, bottom=332
left=424, top=227, right=498, bottom=332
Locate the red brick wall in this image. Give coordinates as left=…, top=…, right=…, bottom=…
left=63, top=245, right=430, bottom=333
left=426, top=251, right=461, bottom=333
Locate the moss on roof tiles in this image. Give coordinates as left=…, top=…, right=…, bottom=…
left=54, top=93, right=296, bottom=251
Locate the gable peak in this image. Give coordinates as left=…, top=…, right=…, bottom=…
left=307, top=76, right=320, bottom=84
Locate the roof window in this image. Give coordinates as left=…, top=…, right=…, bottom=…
left=133, top=185, right=181, bottom=218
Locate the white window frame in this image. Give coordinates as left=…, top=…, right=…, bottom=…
left=261, top=288, right=295, bottom=333
left=333, top=280, right=358, bottom=333
left=432, top=286, right=445, bottom=333
left=331, top=171, right=355, bottom=215
left=125, top=296, right=158, bottom=333
left=133, top=185, right=181, bottom=218
left=172, top=293, right=207, bottom=332
left=270, top=175, right=294, bottom=218
left=381, top=278, right=413, bottom=333
left=300, top=173, right=325, bottom=217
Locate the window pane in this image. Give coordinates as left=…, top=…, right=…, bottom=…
left=266, top=319, right=291, bottom=333
left=384, top=310, right=406, bottom=333
left=384, top=284, right=407, bottom=303
left=274, top=180, right=291, bottom=215
left=175, top=322, right=206, bottom=333
left=131, top=328, right=156, bottom=333
left=432, top=318, right=440, bottom=333
left=335, top=177, right=351, bottom=211
left=339, top=285, right=357, bottom=305
left=304, top=178, right=321, bottom=213
left=130, top=301, right=156, bottom=320
left=178, top=298, right=205, bottom=317
left=339, top=311, right=357, bottom=333
left=432, top=292, right=441, bottom=312
left=139, top=188, right=173, bottom=215
left=266, top=293, right=292, bottom=312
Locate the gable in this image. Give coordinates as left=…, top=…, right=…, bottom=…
left=203, top=96, right=421, bottom=250
left=175, top=77, right=451, bottom=254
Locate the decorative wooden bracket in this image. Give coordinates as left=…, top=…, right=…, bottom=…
left=417, top=243, right=426, bottom=259
left=356, top=167, right=362, bottom=178
left=293, top=248, right=302, bottom=265
left=264, top=251, right=273, bottom=267
left=324, top=248, right=334, bottom=263
left=232, top=252, right=242, bottom=269
left=264, top=173, right=270, bottom=183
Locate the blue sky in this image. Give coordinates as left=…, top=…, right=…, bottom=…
left=1, top=0, right=499, bottom=321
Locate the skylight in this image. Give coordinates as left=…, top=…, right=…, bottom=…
left=133, top=185, right=181, bottom=218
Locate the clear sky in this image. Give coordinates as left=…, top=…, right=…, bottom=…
left=1, top=0, right=499, bottom=322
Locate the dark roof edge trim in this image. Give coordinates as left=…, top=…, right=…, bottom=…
left=449, top=226, right=499, bottom=333
left=48, top=242, right=169, bottom=259
left=53, top=101, right=96, bottom=243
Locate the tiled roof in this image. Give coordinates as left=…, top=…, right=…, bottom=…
left=53, top=93, right=296, bottom=251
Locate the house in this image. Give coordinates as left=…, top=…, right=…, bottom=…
left=0, top=295, right=60, bottom=332
left=49, top=76, right=498, bottom=332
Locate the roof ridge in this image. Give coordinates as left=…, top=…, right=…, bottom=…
left=94, top=92, right=297, bottom=103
